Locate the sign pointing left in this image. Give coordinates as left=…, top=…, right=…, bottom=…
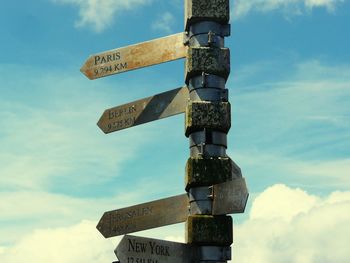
left=81, top=32, right=186, bottom=80
left=97, top=194, right=188, bottom=238
left=115, top=235, right=193, bottom=263
left=97, top=86, right=189, bottom=134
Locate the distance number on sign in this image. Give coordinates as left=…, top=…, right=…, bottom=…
left=94, top=62, right=128, bottom=77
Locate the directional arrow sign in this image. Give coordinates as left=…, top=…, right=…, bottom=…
left=97, top=179, right=248, bottom=238
left=97, top=194, right=188, bottom=238
left=81, top=32, right=186, bottom=79
left=212, top=178, right=249, bottom=215
left=97, top=86, right=189, bottom=133
left=115, top=235, right=193, bottom=263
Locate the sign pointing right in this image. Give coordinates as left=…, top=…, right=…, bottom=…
left=212, top=178, right=249, bottom=215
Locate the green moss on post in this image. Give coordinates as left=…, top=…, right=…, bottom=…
left=185, top=0, right=230, bottom=30
left=185, top=47, right=230, bottom=84
left=186, top=215, right=233, bottom=245
left=185, top=157, right=241, bottom=190
left=185, top=101, right=231, bottom=136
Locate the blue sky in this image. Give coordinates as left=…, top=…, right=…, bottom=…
left=0, top=0, right=350, bottom=262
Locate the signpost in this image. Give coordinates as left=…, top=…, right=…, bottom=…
left=81, top=0, right=249, bottom=261
left=97, top=86, right=189, bottom=133
left=81, top=33, right=186, bottom=80
left=115, top=235, right=193, bottom=263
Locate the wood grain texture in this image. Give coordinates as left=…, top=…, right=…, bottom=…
left=81, top=33, right=186, bottom=80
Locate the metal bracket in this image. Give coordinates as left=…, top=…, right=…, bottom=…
left=201, top=72, right=208, bottom=88
left=189, top=88, right=228, bottom=102
left=207, top=185, right=214, bottom=199
left=186, top=22, right=230, bottom=48
left=183, top=32, right=190, bottom=46
left=188, top=33, right=223, bottom=48
left=220, top=88, right=229, bottom=101
left=188, top=186, right=213, bottom=215
left=190, top=144, right=227, bottom=158
left=189, top=130, right=228, bottom=148
left=188, top=186, right=213, bottom=201
left=189, top=21, right=231, bottom=37
left=198, top=143, right=204, bottom=157
left=222, top=24, right=231, bottom=37
left=188, top=74, right=226, bottom=90
left=198, top=246, right=232, bottom=261
left=207, top=31, right=216, bottom=46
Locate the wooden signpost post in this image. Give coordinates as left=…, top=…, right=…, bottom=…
left=81, top=0, right=249, bottom=262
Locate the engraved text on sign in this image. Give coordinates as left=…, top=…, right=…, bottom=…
left=97, top=87, right=189, bottom=133
left=81, top=33, right=187, bottom=80
left=115, top=235, right=193, bottom=263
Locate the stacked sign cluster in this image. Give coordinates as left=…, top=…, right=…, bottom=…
left=80, top=1, right=248, bottom=262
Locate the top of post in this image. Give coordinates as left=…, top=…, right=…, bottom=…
left=185, top=0, right=230, bottom=31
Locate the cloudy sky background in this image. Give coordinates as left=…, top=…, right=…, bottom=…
left=0, top=0, right=349, bottom=262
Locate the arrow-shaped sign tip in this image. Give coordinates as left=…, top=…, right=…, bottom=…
left=96, top=217, right=109, bottom=238
left=114, top=237, right=124, bottom=258
left=97, top=114, right=109, bottom=134
left=242, top=192, right=249, bottom=213
left=80, top=60, right=94, bottom=80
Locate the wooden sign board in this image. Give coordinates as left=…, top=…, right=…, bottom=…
left=81, top=33, right=186, bottom=79
left=115, top=235, right=193, bottom=263
left=97, top=86, right=189, bottom=133
left=212, top=178, right=249, bottom=215
left=97, top=194, right=188, bottom=238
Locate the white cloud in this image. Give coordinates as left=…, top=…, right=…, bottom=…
left=0, top=220, right=117, bottom=263
left=234, top=184, right=350, bottom=263
left=52, top=0, right=152, bottom=32
left=152, top=12, right=175, bottom=33
left=0, top=189, right=150, bottom=245
left=0, top=220, right=184, bottom=263
left=232, top=0, right=345, bottom=19
left=0, top=219, right=186, bottom=263
left=1, top=185, right=349, bottom=263
left=249, top=184, right=319, bottom=222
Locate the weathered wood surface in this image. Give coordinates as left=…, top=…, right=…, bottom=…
left=115, top=235, right=193, bottom=263
left=81, top=33, right=186, bottom=79
left=97, top=194, right=188, bottom=238
left=97, top=86, right=189, bottom=133
left=212, top=178, right=249, bottom=215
